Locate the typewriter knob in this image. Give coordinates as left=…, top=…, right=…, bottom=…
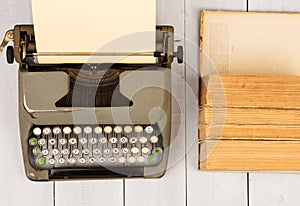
left=6, top=46, right=14, bottom=64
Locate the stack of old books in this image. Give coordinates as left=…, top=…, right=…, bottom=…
left=199, top=75, right=300, bottom=171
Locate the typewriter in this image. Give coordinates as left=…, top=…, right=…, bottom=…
left=0, top=25, right=183, bottom=181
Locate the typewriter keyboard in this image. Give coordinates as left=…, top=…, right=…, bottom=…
left=28, top=125, right=163, bottom=170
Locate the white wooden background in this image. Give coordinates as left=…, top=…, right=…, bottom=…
left=1, top=0, right=300, bottom=205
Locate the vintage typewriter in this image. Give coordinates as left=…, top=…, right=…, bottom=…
left=0, top=25, right=183, bottom=181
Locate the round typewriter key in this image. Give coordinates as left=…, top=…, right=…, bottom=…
left=128, top=156, right=136, bottom=163
left=42, top=149, right=49, bottom=156
left=90, top=138, right=98, bottom=144
left=49, top=158, right=55, bottom=165
left=84, top=126, right=93, bottom=134
left=89, top=157, right=96, bottom=164
left=114, top=126, right=122, bottom=134
left=69, top=138, right=77, bottom=145
left=58, top=158, right=65, bottom=164
left=33, top=127, right=41, bottom=136
left=155, top=147, right=163, bottom=154
left=134, top=125, right=143, bottom=133
left=104, top=148, right=110, bottom=155
left=53, top=127, right=61, bottom=135
left=110, top=157, right=116, bottom=163
left=129, top=137, right=137, bottom=144
left=52, top=149, right=59, bottom=156
left=142, top=147, right=150, bottom=154
left=29, top=137, right=38, bottom=146
left=147, top=154, right=156, bottom=163
left=79, top=158, right=86, bottom=164
left=131, top=147, right=139, bottom=154
left=38, top=138, right=46, bottom=146
left=72, top=149, right=80, bottom=155
left=119, top=156, right=126, bottom=163
left=138, top=156, right=145, bottom=163
left=110, top=137, right=118, bottom=144
left=73, top=126, right=82, bottom=135
left=124, top=125, right=133, bottom=133
left=59, top=138, right=67, bottom=145
left=139, top=137, right=147, bottom=144
left=94, top=126, right=102, bottom=134
left=150, top=136, right=159, bottom=144
left=145, top=126, right=154, bottom=134
left=99, top=157, right=106, bottom=164
left=113, top=148, right=119, bottom=154
left=37, top=157, right=46, bottom=166
left=100, top=137, right=107, bottom=144
left=122, top=148, right=129, bottom=154
left=62, top=149, right=69, bottom=156
left=49, top=138, right=56, bottom=145
left=63, top=126, right=72, bottom=135
left=93, top=148, right=101, bottom=155
left=43, top=127, right=51, bottom=135
left=32, top=147, right=41, bottom=155
left=104, top=126, right=112, bottom=134
left=79, top=138, right=88, bottom=144
left=82, top=149, right=90, bottom=155
left=120, top=137, right=128, bottom=144
left=68, top=158, right=76, bottom=164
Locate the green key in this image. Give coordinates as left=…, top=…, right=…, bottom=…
left=29, top=137, right=38, bottom=146
left=155, top=147, right=163, bottom=154
left=37, top=157, right=46, bottom=166
left=32, top=147, right=41, bottom=155
left=147, top=154, right=156, bottom=163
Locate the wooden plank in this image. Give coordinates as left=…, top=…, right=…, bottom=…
left=0, top=0, right=53, bottom=205
left=186, top=1, right=248, bottom=206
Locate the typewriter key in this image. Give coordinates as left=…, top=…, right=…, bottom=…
left=89, top=157, right=96, bottom=164
left=131, top=147, right=139, bottom=154
left=82, top=149, right=90, bottom=155
left=43, top=127, right=51, bottom=135
left=93, top=149, right=101, bottom=155
left=63, top=127, right=72, bottom=135
left=119, top=156, right=126, bottom=163
left=113, top=148, right=119, bottom=154
left=142, top=147, right=150, bottom=154
left=139, top=137, right=147, bottom=144
left=73, top=126, right=82, bottom=135
left=52, top=149, right=59, bottom=156
left=128, top=156, right=136, bottom=163
left=32, top=147, right=41, bottom=155
left=109, top=137, right=118, bottom=144
left=59, top=138, right=67, bottom=145
left=68, top=158, right=76, bottom=164
left=129, top=137, right=137, bottom=144
left=53, top=127, right=61, bottom=135
left=134, top=125, right=143, bottom=133
left=122, top=148, right=129, bottom=154
left=124, top=126, right=133, bottom=133
left=72, top=149, right=80, bottom=155
left=33, top=127, right=41, bottom=136
left=110, top=157, right=116, bottom=163
left=155, top=147, right=163, bottom=154
left=114, top=126, right=122, bottom=134
left=84, top=126, right=92, bottom=134
left=37, top=157, right=46, bottom=166
left=29, top=137, right=38, bottom=146
left=138, top=156, right=146, bottom=163
left=145, top=126, right=154, bottom=134
left=100, top=137, right=107, bottom=144
left=38, top=138, right=46, bottom=146
left=150, top=136, right=159, bottom=144
left=79, top=158, right=86, bottom=164
left=104, top=126, right=112, bottom=134
left=49, top=138, right=56, bottom=145
left=147, top=154, right=156, bottom=163
left=99, top=157, right=106, bottom=164
left=42, top=149, right=49, bottom=156
left=62, top=149, right=69, bottom=156
left=94, top=126, right=102, bottom=134
left=49, top=158, right=55, bottom=165
left=90, top=138, right=98, bottom=144
left=58, top=158, right=65, bottom=164
left=104, top=149, right=110, bottom=155
left=69, top=138, right=77, bottom=145
left=120, top=137, right=128, bottom=144
left=79, top=138, right=88, bottom=144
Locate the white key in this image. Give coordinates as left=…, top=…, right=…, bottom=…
left=122, top=148, right=129, bottom=154
left=90, top=138, right=98, bottom=144
left=142, top=147, right=150, bottom=154
left=38, top=138, right=46, bottom=146
left=94, top=126, right=102, bottom=134
left=104, top=126, right=112, bottom=134
left=49, top=158, right=56, bottom=165
left=69, top=138, right=77, bottom=145
left=59, top=138, right=67, bottom=145
left=42, top=149, right=49, bottom=156
left=72, top=149, right=80, bottom=155
left=128, top=156, right=136, bottom=163
left=139, top=137, right=147, bottom=144
left=62, top=149, right=69, bottom=156
left=110, top=137, right=118, bottom=144
left=89, top=157, right=96, bottom=164
left=129, top=137, right=137, bottom=144
left=58, top=158, right=65, bottom=164
left=100, top=138, right=107, bottom=144
left=82, top=149, right=89, bottom=155
left=79, top=138, right=87, bottom=144
left=63, top=127, right=72, bottom=135
left=99, top=157, right=106, bottom=164
left=114, top=126, right=122, bottom=134
left=110, top=157, right=116, bottom=163
left=134, top=125, right=143, bottom=133
left=124, top=125, right=133, bottom=133
left=33, top=127, right=41, bottom=136
left=150, top=136, right=159, bottom=144
left=119, top=156, right=126, bottom=163
left=104, top=149, right=110, bottom=155
left=131, top=147, right=139, bottom=154
left=52, top=149, right=59, bottom=156
left=43, top=127, right=51, bottom=135
left=49, top=138, right=56, bottom=145
left=120, top=137, right=128, bottom=144
left=84, top=126, right=93, bottom=134
left=113, top=148, right=119, bottom=154
left=69, top=158, right=76, bottom=164
left=73, top=126, right=82, bottom=135
left=145, top=126, right=154, bottom=134
left=53, top=127, right=61, bottom=135
left=79, top=158, right=86, bottom=164
left=138, top=156, right=145, bottom=163
left=93, top=148, right=101, bottom=155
